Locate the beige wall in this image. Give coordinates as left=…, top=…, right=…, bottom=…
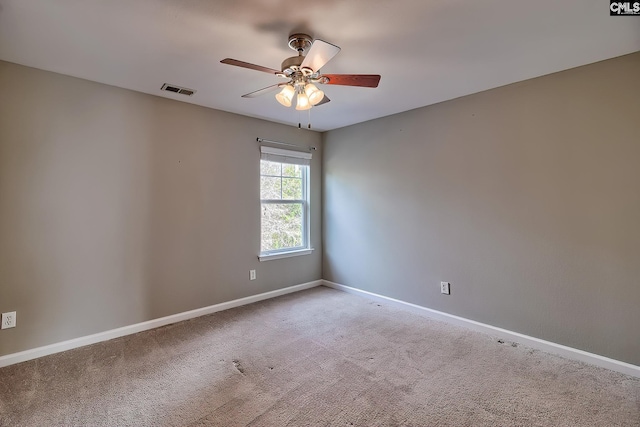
left=0, top=61, right=322, bottom=356
left=323, top=52, right=640, bottom=365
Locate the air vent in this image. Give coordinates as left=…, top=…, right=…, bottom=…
left=161, top=83, right=196, bottom=96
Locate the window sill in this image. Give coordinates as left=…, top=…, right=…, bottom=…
left=258, top=248, right=314, bottom=262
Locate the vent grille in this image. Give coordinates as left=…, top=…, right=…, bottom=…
left=161, top=83, right=196, bottom=96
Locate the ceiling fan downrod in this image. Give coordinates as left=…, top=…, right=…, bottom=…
left=287, top=33, right=313, bottom=55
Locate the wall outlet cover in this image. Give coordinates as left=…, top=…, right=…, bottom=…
left=1, top=311, right=16, bottom=329
left=440, top=282, right=450, bottom=295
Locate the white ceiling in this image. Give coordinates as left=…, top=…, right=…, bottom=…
left=0, top=0, right=638, bottom=131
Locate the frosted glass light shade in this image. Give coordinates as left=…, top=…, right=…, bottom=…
left=275, top=85, right=295, bottom=107
left=295, top=92, right=312, bottom=111
left=304, top=83, right=324, bottom=105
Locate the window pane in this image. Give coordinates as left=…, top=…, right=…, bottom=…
left=260, top=160, right=281, bottom=176
left=282, top=164, right=302, bottom=178
left=261, top=176, right=281, bottom=199
left=282, top=177, right=302, bottom=200
left=261, top=203, right=303, bottom=252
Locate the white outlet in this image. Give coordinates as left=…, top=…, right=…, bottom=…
left=1, top=311, right=16, bottom=329
left=440, top=282, right=450, bottom=295
left=250, top=270, right=256, bottom=281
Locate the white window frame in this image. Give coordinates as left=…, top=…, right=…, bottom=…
left=259, top=146, right=313, bottom=261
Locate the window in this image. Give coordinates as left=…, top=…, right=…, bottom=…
left=259, top=146, right=312, bottom=261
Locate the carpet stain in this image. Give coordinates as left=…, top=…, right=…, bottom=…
left=232, top=359, right=245, bottom=374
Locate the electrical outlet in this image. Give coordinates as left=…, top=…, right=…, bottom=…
left=1, top=311, right=16, bottom=329
left=250, top=270, right=256, bottom=281
left=440, top=282, right=450, bottom=295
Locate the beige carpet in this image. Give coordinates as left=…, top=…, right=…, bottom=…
left=0, top=286, right=638, bottom=426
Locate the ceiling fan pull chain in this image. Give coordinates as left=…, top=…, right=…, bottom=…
left=308, top=109, right=312, bottom=129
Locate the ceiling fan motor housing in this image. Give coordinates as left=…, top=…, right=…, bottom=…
left=281, top=55, right=304, bottom=73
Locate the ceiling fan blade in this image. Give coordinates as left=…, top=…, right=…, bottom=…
left=221, top=58, right=281, bottom=75
left=321, top=74, right=381, bottom=88
left=301, top=40, right=341, bottom=72
left=241, top=83, right=285, bottom=98
left=315, top=95, right=331, bottom=106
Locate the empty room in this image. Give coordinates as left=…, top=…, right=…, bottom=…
left=0, top=1, right=639, bottom=425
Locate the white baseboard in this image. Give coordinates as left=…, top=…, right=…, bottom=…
left=0, top=280, right=322, bottom=368
left=323, top=280, right=640, bottom=378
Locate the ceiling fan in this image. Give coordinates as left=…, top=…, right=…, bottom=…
left=221, top=33, right=381, bottom=112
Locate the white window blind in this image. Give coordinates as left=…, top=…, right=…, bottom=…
left=260, top=146, right=312, bottom=166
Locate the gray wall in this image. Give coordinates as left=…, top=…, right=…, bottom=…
left=0, top=61, right=322, bottom=357
left=323, top=52, right=640, bottom=365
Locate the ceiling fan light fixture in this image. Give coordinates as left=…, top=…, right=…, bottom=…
left=304, top=83, right=324, bottom=106
left=275, top=84, right=295, bottom=107
left=295, top=92, right=312, bottom=111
